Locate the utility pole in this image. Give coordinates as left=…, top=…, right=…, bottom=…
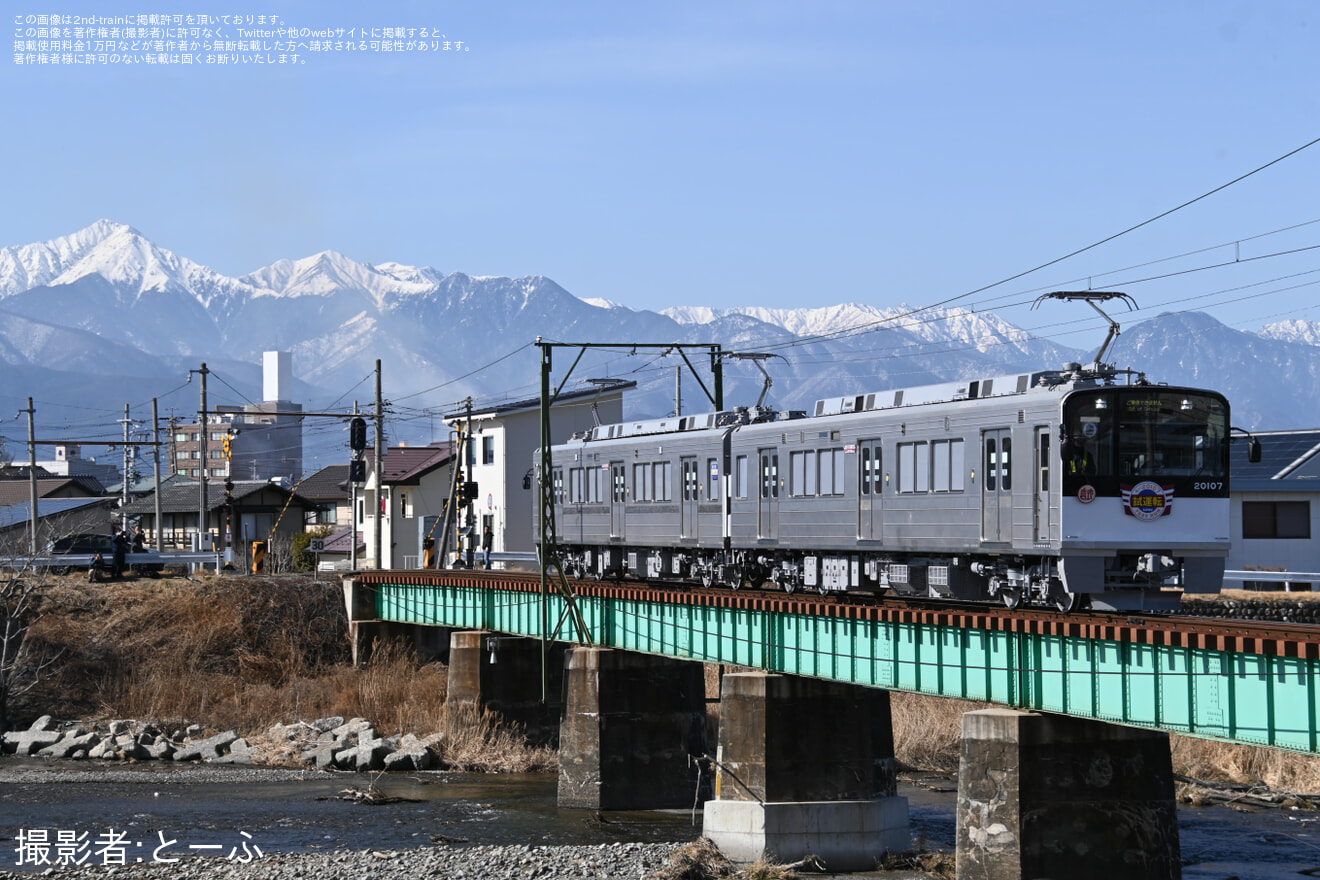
left=120, top=404, right=132, bottom=531
left=23, top=398, right=36, bottom=557
left=350, top=401, right=359, bottom=571
left=167, top=415, right=178, bottom=479
left=437, top=399, right=469, bottom=571
left=152, top=399, right=163, bottom=549
left=193, top=363, right=209, bottom=549
left=464, top=397, right=474, bottom=569
left=373, top=359, right=384, bottom=570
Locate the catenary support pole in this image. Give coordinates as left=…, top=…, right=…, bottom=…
left=152, top=398, right=163, bottom=549
left=374, top=359, right=383, bottom=570
left=195, top=363, right=209, bottom=548
left=25, top=397, right=37, bottom=557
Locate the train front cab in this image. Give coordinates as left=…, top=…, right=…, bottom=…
left=1055, top=386, right=1231, bottom=610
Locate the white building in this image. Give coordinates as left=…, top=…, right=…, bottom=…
left=1227, top=428, right=1320, bottom=582
left=36, top=444, right=121, bottom=489
left=441, top=383, right=633, bottom=567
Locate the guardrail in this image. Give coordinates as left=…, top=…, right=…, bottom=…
left=0, top=552, right=226, bottom=572
left=1224, top=570, right=1320, bottom=590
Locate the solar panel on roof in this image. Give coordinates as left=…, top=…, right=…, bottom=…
left=1232, top=431, right=1320, bottom=480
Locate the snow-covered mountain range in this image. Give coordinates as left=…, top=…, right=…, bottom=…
left=2, top=221, right=1318, bottom=457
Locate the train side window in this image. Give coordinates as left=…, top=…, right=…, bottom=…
left=1038, top=436, right=1049, bottom=492
left=633, top=463, right=650, bottom=501
left=762, top=453, right=779, bottom=499
left=932, top=439, right=965, bottom=492
left=790, top=451, right=805, bottom=497
left=790, top=450, right=819, bottom=496
left=985, top=439, right=997, bottom=491
left=898, top=441, right=928, bottom=493
left=861, top=447, right=872, bottom=496
left=707, top=458, right=719, bottom=499
left=553, top=467, right=565, bottom=504
left=612, top=464, right=626, bottom=502
left=820, top=448, right=840, bottom=495
left=735, top=455, right=748, bottom=499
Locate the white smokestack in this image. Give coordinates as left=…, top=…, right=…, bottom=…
left=263, top=351, right=292, bottom=403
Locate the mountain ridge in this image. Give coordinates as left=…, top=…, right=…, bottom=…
left=2, top=222, right=1318, bottom=458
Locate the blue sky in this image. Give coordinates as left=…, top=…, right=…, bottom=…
left=5, top=0, right=1320, bottom=344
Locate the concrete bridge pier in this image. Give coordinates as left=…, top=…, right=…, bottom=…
left=557, top=647, right=707, bottom=810
left=956, top=708, right=1180, bottom=880
left=702, top=672, right=910, bottom=871
left=446, top=631, right=566, bottom=746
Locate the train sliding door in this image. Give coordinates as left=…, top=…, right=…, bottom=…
left=857, top=438, right=883, bottom=540
left=610, top=462, right=626, bottom=537
left=757, top=447, right=779, bottom=539
left=981, top=428, right=1012, bottom=543
left=681, top=457, right=699, bottom=538
left=1034, top=426, right=1051, bottom=543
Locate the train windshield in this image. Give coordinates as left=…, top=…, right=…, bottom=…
left=1062, top=389, right=1229, bottom=480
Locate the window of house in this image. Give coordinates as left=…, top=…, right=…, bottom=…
left=400, top=491, right=412, bottom=518
left=1243, top=501, right=1311, bottom=539
left=482, top=436, right=495, bottom=465
left=174, top=432, right=188, bottom=442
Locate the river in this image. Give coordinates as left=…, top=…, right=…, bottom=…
left=0, top=761, right=1315, bottom=877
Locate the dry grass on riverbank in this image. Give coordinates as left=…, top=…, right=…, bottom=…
left=890, top=692, right=978, bottom=772
left=1172, top=734, right=1320, bottom=795
left=18, top=575, right=551, bottom=772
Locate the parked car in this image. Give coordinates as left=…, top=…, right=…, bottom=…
left=48, top=533, right=166, bottom=576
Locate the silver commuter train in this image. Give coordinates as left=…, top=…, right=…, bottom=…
left=542, top=363, right=1237, bottom=611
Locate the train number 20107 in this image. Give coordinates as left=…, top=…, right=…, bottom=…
left=1193, top=481, right=1224, bottom=491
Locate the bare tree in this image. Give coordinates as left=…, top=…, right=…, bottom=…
left=266, top=531, right=296, bottom=574
left=0, top=562, right=54, bottom=732
left=0, top=515, right=108, bottom=730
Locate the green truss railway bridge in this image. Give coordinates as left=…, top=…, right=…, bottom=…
left=344, top=570, right=1319, bottom=879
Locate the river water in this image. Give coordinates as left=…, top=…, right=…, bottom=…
left=0, top=762, right=1315, bottom=877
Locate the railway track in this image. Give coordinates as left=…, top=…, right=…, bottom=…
left=358, top=569, right=1320, bottom=659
